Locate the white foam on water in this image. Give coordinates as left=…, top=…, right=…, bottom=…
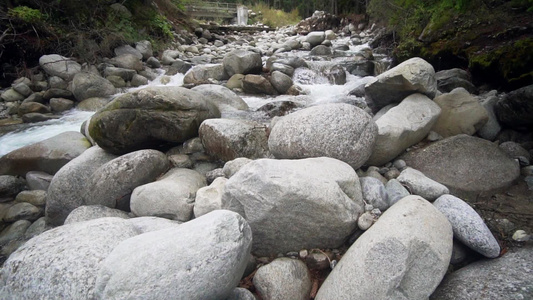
left=0, top=69, right=187, bottom=157
left=0, top=109, right=95, bottom=157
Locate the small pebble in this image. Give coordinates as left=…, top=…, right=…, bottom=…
left=512, top=230, right=530, bottom=242
left=299, top=249, right=308, bottom=259
left=393, top=159, right=407, bottom=171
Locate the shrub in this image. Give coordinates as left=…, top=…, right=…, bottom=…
left=7, top=6, right=46, bottom=23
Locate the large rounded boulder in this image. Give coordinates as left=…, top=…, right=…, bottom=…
left=365, top=57, right=437, bottom=112
left=367, top=93, right=441, bottom=166
left=268, top=103, right=377, bottom=169
left=88, top=86, right=220, bottom=154
left=316, top=196, right=453, bottom=300
left=71, top=72, right=116, bottom=102
left=402, top=134, right=520, bottom=198
left=94, top=210, right=252, bottom=300
left=222, top=157, right=364, bottom=256
left=0, top=131, right=91, bottom=176
left=223, top=50, right=262, bottom=77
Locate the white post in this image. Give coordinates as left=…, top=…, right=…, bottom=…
left=237, top=5, right=248, bottom=26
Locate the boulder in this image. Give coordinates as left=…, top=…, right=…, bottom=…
left=0, top=88, right=24, bottom=102
left=77, top=97, right=110, bottom=111
left=432, top=88, right=488, bottom=137
left=83, top=149, right=170, bottom=211
left=270, top=71, right=293, bottom=94
left=309, top=45, right=332, bottom=56
left=25, top=171, right=53, bottom=191
left=194, top=177, right=228, bottom=218
left=130, top=168, right=206, bottom=221
left=3, top=202, right=41, bottom=222
left=71, top=72, right=116, bottom=102
left=402, top=135, right=520, bottom=198
left=0, top=131, right=91, bottom=176
left=93, top=210, right=252, bottom=300
left=435, top=68, right=476, bottom=94
left=268, top=103, right=377, bottom=169
left=223, top=157, right=253, bottom=178
left=108, top=54, right=143, bottom=71
left=366, top=93, right=441, bottom=166
left=0, top=220, right=31, bottom=246
left=315, top=196, right=453, bottom=300
left=365, top=57, right=437, bottom=112
left=306, top=31, right=326, bottom=47
left=0, top=175, right=26, bottom=201
left=385, top=179, right=410, bottom=206
left=21, top=113, right=57, bottom=123
left=114, top=45, right=143, bottom=60
left=226, top=74, right=245, bottom=89
left=39, top=54, right=81, bottom=81
left=0, top=218, right=139, bottom=299
left=49, top=98, right=74, bottom=112
left=89, top=86, right=220, bottom=154
left=130, top=74, right=148, bottom=87
left=199, top=119, right=270, bottom=161
left=183, top=64, right=228, bottom=85
left=161, top=49, right=181, bottom=65
left=242, top=74, right=278, bottom=95
left=104, top=67, right=137, bottom=81
left=43, top=88, right=72, bottom=100
left=223, top=50, right=263, bottom=77
left=64, top=205, right=131, bottom=225
left=431, top=246, right=533, bottom=300
left=15, top=190, right=46, bottom=207
left=494, top=84, right=533, bottom=131
left=477, top=92, right=502, bottom=141
left=191, top=84, right=249, bottom=113
left=45, top=146, right=118, bottom=226
left=24, top=217, right=52, bottom=239
left=360, top=176, right=389, bottom=211
left=433, top=194, right=500, bottom=258
left=253, top=258, right=312, bottom=300
left=227, top=288, right=256, bottom=300
left=135, top=40, right=153, bottom=59
left=397, top=168, right=450, bottom=201
left=17, top=102, right=51, bottom=116
left=222, top=157, right=364, bottom=256
left=271, top=62, right=295, bottom=76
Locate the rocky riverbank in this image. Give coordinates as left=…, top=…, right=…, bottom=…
left=0, top=11, right=532, bottom=300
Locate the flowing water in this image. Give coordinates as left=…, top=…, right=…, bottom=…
left=0, top=72, right=186, bottom=157
left=0, top=37, right=386, bottom=157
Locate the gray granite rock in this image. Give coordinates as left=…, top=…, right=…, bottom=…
left=222, top=157, right=363, bottom=256
left=397, top=167, right=449, bottom=201
left=254, top=258, right=311, bottom=300
left=433, top=194, right=500, bottom=258
left=316, top=196, right=453, bottom=300
left=93, top=210, right=252, bottom=300
left=384, top=179, right=410, bottom=206
left=194, top=177, right=228, bottom=218
left=268, top=103, right=377, bottom=169
left=64, top=205, right=131, bottom=225
left=130, top=168, right=206, bottom=221
left=360, top=176, right=389, bottom=211
left=0, top=218, right=139, bottom=299
left=431, top=246, right=532, bottom=300
left=46, top=146, right=118, bottom=226
left=25, top=171, right=53, bottom=191
left=0, top=131, right=91, bottom=176
left=83, top=149, right=170, bottom=211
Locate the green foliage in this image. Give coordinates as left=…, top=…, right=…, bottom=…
left=7, top=6, right=46, bottom=23
left=250, top=3, right=301, bottom=28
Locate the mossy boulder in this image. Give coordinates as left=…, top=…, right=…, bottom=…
left=88, top=86, right=221, bottom=154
